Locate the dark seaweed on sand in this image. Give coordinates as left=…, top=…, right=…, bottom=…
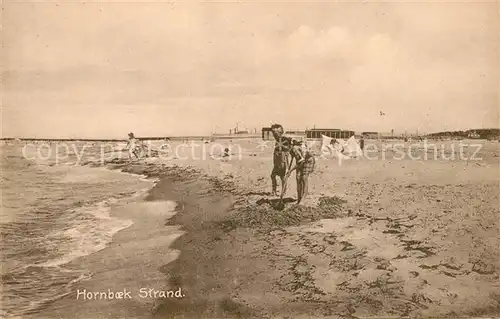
left=216, top=196, right=347, bottom=232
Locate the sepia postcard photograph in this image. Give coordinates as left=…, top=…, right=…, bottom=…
left=1, top=0, right=499, bottom=318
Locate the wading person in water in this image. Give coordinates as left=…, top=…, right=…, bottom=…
left=270, top=124, right=304, bottom=197
left=287, top=140, right=315, bottom=204
left=125, top=132, right=140, bottom=161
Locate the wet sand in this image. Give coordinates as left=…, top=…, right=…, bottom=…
left=35, top=139, right=500, bottom=318
left=29, top=194, right=184, bottom=319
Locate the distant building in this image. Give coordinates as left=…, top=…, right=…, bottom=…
left=285, top=129, right=305, bottom=135
left=362, top=132, right=398, bottom=139
left=262, top=127, right=306, bottom=140
left=306, top=129, right=354, bottom=139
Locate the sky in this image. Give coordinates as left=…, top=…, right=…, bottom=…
left=2, top=0, right=499, bottom=138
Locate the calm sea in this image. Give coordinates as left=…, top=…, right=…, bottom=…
left=0, top=143, right=154, bottom=317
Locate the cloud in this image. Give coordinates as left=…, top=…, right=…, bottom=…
left=284, top=25, right=401, bottom=67
left=2, top=2, right=498, bottom=137
left=286, top=25, right=355, bottom=61
left=363, top=33, right=399, bottom=64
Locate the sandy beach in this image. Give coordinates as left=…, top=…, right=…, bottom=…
left=29, top=138, right=499, bottom=319
left=4, top=2, right=499, bottom=317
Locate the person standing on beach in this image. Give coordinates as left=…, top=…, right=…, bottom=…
left=287, top=140, right=315, bottom=204
left=125, top=132, right=140, bottom=161
left=270, top=124, right=304, bottom=197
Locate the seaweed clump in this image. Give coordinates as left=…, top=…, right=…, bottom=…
left=216, top=196, right=348, bottom=232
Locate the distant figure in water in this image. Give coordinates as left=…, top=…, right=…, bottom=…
left=125, top=132, right=140, bottom=161
left=359, top=136, right=365, bottom=150
left=223, top=148, right=230, bottom=157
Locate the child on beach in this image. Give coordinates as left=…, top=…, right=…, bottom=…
left=125, top=132, right=140, bottom=161
left=286, top=140, right=315, bottom=204
left=270, top=124, right=305, bottom=197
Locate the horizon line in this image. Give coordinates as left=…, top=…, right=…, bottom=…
left=1, top=127, right=499, bottom=141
